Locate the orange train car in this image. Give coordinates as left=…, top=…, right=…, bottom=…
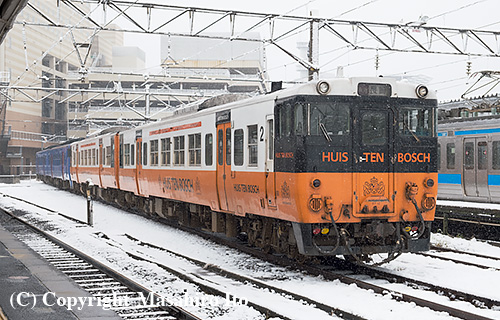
left=37, top=78, right=438, bottom=264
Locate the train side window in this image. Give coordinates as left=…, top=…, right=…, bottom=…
left=226, top=128, right=231, bottom=166
left=248, top=125, right=258, bottom=166
left=124, top=144, right=130, bottom=166
left=205, top=134, right=213, bottom=166
left=150, top=140, right=159, bottom=166
left=130, top=144, right=135, bottom=166
left=188, top=133, right=201, bottom=166
left=218, top=130, right=223, bottom=166
left=493, top=141, right=500, bottom=170
left=446, top=143, right=455, bottom=169
left=92, top=149, right=96, bottom=166
left=174, top=136, right=185, bottom=166
left=478, top=142, right=487, bottom=170
left=234, top=129, right=244, bottom=166
left=161, top=138, right=171, bottom=166
left=143, top=142, right=148, bottom=166
left=464, top=142, right=474, bottom=169
left=437, top=144, right=441, bottom=171
left=106, top=146, right=111, bottom=166
left=268, top=119, right=274, bottom=160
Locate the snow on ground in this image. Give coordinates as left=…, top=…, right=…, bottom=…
left=0, top=180, right=499, bottom=320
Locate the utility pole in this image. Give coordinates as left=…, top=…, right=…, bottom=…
left=308, top=11, right=319, bottom=81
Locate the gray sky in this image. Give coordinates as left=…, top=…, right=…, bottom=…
left=121, top=0, right=500, bottom=101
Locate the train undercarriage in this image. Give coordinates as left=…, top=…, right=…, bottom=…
left=40, top=176, right=431, bottom=265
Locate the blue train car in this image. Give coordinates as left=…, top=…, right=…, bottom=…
left=36, top=143, right=73, bottom=186
left=438, top=117, right=500, bottom=203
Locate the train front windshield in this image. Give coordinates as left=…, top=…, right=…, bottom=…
left=398, top=106, right=435, bottom=138
left=276, top=98, right=436, bottom=140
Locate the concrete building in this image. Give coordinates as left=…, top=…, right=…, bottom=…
left=0, top=2, right=118, bottom=174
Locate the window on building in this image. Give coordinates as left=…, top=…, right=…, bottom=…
left=188, top=133, right=201, bottom=166
left=248, top=125, right=258, bottom=166
left=150, top=140, right=159, bottom=166
left=174, top=136, right=185, bottom=165
left=446, top=143, right=455, bottom=169
left=234, top=129, right=244, bottom=166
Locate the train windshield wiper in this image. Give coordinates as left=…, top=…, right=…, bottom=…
left=404, top=122, right=421, bottom=142
left=319, top=122, right=332, bottom=142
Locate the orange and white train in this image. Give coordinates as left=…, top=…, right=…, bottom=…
left=37, top=77, right=438, bottom=264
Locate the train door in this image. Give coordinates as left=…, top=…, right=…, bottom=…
left=216, top=110, right=234, bottom=212
left=463, top=137, right=489, bottom=198
left=135, top=130, right=142, bottom=195
left=352, top=107, right=394, bottom=215
left=265, top=115, right=277, bottom=208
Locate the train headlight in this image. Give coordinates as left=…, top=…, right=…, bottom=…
left=416, top=85, right=429, bottom=98
left=312, top=179, right=321, bottom=188
left=316, top=81, right=331, bottom=95
left=424, top=178, right=434, bottom=188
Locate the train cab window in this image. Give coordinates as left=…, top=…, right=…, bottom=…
left=174, top=136, right=185, bottom=166
left=493, top=141, right=500, bottom=170
left=188, top=133, right=201, bottom=166
left=464, top=142, right=474, bottom=169
left=446, top=143, right=455, bottom=169
left=205, top=134, right=213, bottom=166
left=478, top=142, right=487, bottom=170
left=294, top=103, right=306, bottom=136
left=361, top=111, right=387, bottom=146
left=398, top=107, right=433, bottom=137
left=234, top=129, right=244, bottom=166
left=150, top=140, right=159, bottom=166
left=310, top=102, right=350, bottom=138
left=161, top=138, right=171, bottom=166
left=248, top=125, right=258, bottom=166
left=277, top=103, right=292, bottom=138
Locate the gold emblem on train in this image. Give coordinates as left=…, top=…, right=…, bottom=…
left=363, top=177, right=385, bottom=196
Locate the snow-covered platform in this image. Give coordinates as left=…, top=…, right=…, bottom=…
left=0, top=222, right=120, bottom=320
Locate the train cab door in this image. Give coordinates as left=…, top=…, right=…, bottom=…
left=216, top=110, right=234, bottom=212
left=135, top=131, right=143, bottom=196
left=352, top=107, right=395, bottom=216
left=463, top=137, right=489, bottom=199
left=265, top=115, right=277, bottom=208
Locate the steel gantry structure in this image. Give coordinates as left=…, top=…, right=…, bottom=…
left=3, top=0, right=500, bottom=127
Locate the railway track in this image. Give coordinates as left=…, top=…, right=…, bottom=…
left=1, top=191, right=499, bottom=320
left=434, top=205, right=500, bottom=241
left=0, top=198, right=348, bottom=320
left=0, top=208, right=201, bottom=320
